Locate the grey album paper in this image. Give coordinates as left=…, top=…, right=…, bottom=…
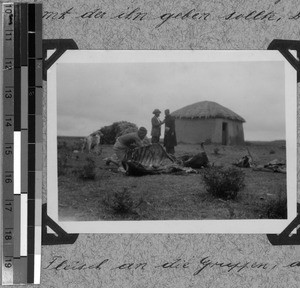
left=41, top=0, right=300, bottom=287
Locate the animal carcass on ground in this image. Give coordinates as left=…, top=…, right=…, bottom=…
left=81, top=130, right=103, bottom=154
left=122, top=143, right=208, bottom=176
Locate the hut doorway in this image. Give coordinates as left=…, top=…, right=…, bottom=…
left=222, top=122, right=228, bottom=145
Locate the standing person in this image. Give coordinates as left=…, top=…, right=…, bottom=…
left=163, top=109, right=177, bottom=155
left=151, top=109, right=163, bottom=143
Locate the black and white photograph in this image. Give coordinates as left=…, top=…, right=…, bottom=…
left=47, top=50, right=297, bottom=233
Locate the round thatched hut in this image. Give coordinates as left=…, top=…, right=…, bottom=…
left=172, top=101, right=245, bottom=145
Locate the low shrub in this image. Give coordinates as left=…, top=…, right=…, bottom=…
left=267, top=189, right=287, bottom=219
left=79, top=157, right=96, bottom=180
left=103, top=187, right=145, bottom=219
left=201, top=166, right=245, bottom=199
left=103, top=188, right=141, bottom=215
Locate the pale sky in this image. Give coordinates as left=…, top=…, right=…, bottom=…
left=57, top=60, right=286, bottom=141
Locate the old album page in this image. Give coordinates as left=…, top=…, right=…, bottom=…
left=4, top=0, right=300, bottom=287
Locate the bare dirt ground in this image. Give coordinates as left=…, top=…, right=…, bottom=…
left=57, top=137, right=287, bottom=221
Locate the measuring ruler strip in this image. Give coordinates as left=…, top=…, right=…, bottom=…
left=2, top=3, right=42, bottom=284
left=14, top=2, right=28, bottom=284
left=2, top=2, right=14, bottom=285
left=28, top=3, right=42, bottom=284
left=21, top=12, right=30, bottom=282
left=12, top=3, right=23, bottom=285
left=32, top=4, right=42, bottom=283
left=34, top=91, right=42, bottom=285
left=13, top=2, right=22, bottom=283
left=19, top=4, right=28, bottom=270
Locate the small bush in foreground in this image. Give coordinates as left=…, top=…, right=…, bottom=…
left=267, top=190, right=287, bottom=219
left=79, top=157, right=96, bottom=180
left=103, top=188, right=141, bottom=215
left=201, top=166, right=245, bottom=200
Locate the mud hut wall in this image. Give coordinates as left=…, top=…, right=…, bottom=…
left=228, top=120, right=245, bottom=145
left=213, top=118, right=245, bottom=145
left=175, top=118, right=245, bottom=145
left=175, top=118, right=218, bottom=144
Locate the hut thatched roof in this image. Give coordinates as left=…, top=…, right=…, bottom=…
left=172, top=101, right=245, bottom=122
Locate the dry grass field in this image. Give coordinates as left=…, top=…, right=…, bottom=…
left=57, top=136, right=287, bottom=221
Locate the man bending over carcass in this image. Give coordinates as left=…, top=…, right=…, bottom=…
left=105, top=127, right=149, bottom=172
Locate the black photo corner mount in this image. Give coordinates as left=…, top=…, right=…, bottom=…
left=268, top=39, right=300, bottom=83
left=42, top=39, right=79, bottom=245
left=267, top=39, right=300, bottom=245
left=42, top=39, right=78, bottom=81
left=42, top=204, right=79, bottom=245
left=267, top=204, right=300, bottom=246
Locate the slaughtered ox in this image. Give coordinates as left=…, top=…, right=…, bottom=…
left=178, top=153, right=209, bottom=169
left=81, top=130, right=103, bottom=154
left=121, top=143, right=207, bottom=176
left=252, top=159, right=286, bottom=173
left=233, top=155, right=254, bottom=168
left=177, top=142, right=209, bottom=169
left=233, top=154, right=286, bottom=174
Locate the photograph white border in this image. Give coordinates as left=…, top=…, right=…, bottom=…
left=47, top=50, right=297, bottom=234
